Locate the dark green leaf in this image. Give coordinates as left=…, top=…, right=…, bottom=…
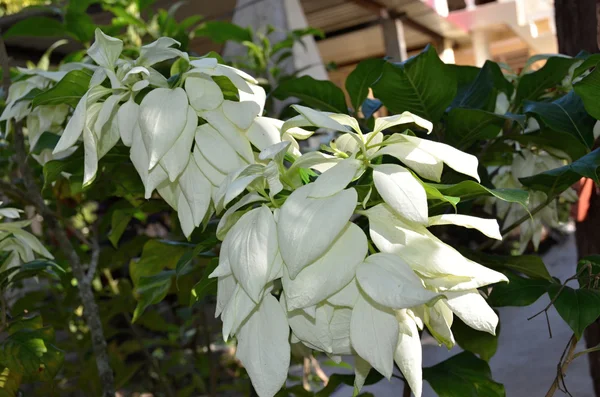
left=130, top=240, right=190, bottom=287
left=42, top=147, right=85, bottom=188
left=573, top=62, right=600, bottom=120
left=433, top=181, right=529, bottom=208
left=176, top=237, right=218, bottom=282
left=372, top=45, right=456, bottom=122
left=194, top=21, right=252, bottom=44
left=212, top=75, right=239, bottom=101
left=105, top=6, right=146, bottom=28
left=108, top=209, right=134, bottom=248
left=273, top=75, right=348, bottom=113
left=515, top=56, right=578, bottom=104
left=520, top=147, right=600, bottom=198
left=488, top=272, right=551, bottom=307
left=451, top=61, right=510, bottom=111
left=64, top=10, right=95, bottom=43
left=4, top=17, right=66, bottom=39
left=30, top=132, right=61, bottom=155
left=446, top=108, right=508, bottom=148
left=510, top=129, right=589, bottom=161
left=523, top=91, right=596, bottom=149
left=32, top=70, right=92, bottom=108
left=133, top=270, right=174, bottom=322
left=345, top=58, right=385, bottom=113
left=577, top=255, right=600, bottom=289
left=459, top=249, right=552, bottom=281
left=423, top=352, right=505, bottom=397
left=10, top=260, right=66, bottom=286
left=549, top=285, right=600, bottom=339
left=189, top=258, right=219, bottom=305
left=0, top=328, right=64, bottom=382
left=452, top=317, right=499, bottom=361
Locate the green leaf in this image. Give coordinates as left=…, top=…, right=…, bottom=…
left=175, top=237, right=218, bottom=282
left=32, top=70, right=92, bottom=109
left=372, top=45, right=456, bottom=122
left=510, top=129, right=589, bottom=162
left=549, top=285, right=600, bottom=339
left=433, top=181, right=529, bottom=208
left=345, top=58, right=385, bottom=113
left=0, top=328, right=64, bottom=382
left=520, top=147, right=600, bottom=198
left=212, top=75, right=239, bottom=101
left=133, top=270, right=174, bottom=322
left=10, top=260, right=66, bottom=286
left=423, top=352, right=505, bottom=397
left=273, top=75, right=348, bottom=113
left=523, top=91, right=596, bottom=149
left=189, top=258, right=219, bottom=305
left=194, top=21, right=252, bottom=44
left=4, top=17, right=66, bottom=39
left=452, top=317, right=499, bottom=361
left=64, top=10, right=95, bottom=43
left=573, top=62, right=600, bottom=120
left=445, top=108, right=509, bottom=149
left=577, top=255, right=600, bottom=288
left=31, top=132, right=61, bottom=155
left=108, top=209, right=134, bottom=248
left=488, top=272, right=551, bottom=307
left=459, top=249, right=552, bottom=281
left=451, top=61, right=510, bottom=111
left=130, top=240, right=190, bottom=287
left=0, top=367, right=22, bottom=397
left=515, top=56, right=578, bottom=105
left=42, top=147, right=85, bottom=189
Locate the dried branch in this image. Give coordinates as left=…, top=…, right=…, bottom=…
left=0, top=36, right=115, bottom=397
left=84, top=226, right=100, bottom=285
left=546, top=335, right=578, bottom=397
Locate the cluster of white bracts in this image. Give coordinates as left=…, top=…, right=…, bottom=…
left=0, top=203, right=53, bottom=272
left=4, top=29, right=509, bottom=397
left=487, top=148, right=577, bottom=253
left=210, top=107, right=508, bottom=397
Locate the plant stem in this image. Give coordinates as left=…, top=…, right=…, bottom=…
left=403, top=380, right=412, bottom=397
left=0, top=37, right=115, bottom=397
left=546, top=334, right=578, bottom=397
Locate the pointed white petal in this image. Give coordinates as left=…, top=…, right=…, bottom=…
left=444, top=290, right=499, bottom=335
left=215, top=274, right=235, bottom=317
left=246, top=117, right=283, bottom=151
left=82, top=125, right=98, bottom=187
left=327, top=279, right=360, bottom=308
left=354, top=355, right=371, bottom=394
left=223, top=100, right=261, bottom=130
left=185, top=76, right=224, bottom=111
left=282, top=296, right=333, bottom=353
left=192, top=149, right=226, bottom=187
left=283, top=223, right=367, bottom=310
left=210, top=242, right=232, bottom=279
left=179, top=156, right=212, bottom=226
left=374, top=142, right=443, bottom=182
left=138, top=36, right=187, bottom=67
left=236, top=295, right=290, bottom=397
left=94, top=93, right=123, bottom=134
left=195, top=123, right=247, bottom=174
left=357, top=253, right=441, bottom=309
left=117, top=97, right=139, bottom=146
left=401, top=134, right=480, bottom=182
left=350, top=291, right=399, bottom=379
left=309, top=158, right=363, bottom=198
left=239, top=83, right=266, bottom=115
left=160, top=105, right=197, bottom=181
left=373, top=112, right=433, bottom=134
left=138, top=87, right=189, bottom=169
left=177, top=191, right=196, bottom=237
left=53, top=92, right=88, bottom=154
left=201, top=108, right=254, bottom=163
left=372, top=164, right=428, bottom=224
left=130, top=125, right=168, bottom=198
left=278, top=184, right=357, bottom=278
left=287, top=105, right=350, bottom=132
left=222, top=283, right=257, bottom=340
left=395, top=310, right=423, bottom=397
left=226, top=206, right=278, bottom=302
left=329, top=307, right=353, bottom=355
left=88, top=29, right=123, bottom=69
left=217, top=193, right=267, bottom=240
left=428, top=214, right=502, bottom=240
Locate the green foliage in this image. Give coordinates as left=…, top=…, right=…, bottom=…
left=452, top=318, right=499, bottom=362
left=273, top=76, right=348, bottom=113
left=32, top=69, right=92, bottom=108
left=423, top=352, right=505, bottom=397
left=549, top=286, right=600, bottom=339
left=488, top=273, right=552, bottom=307
left=345, top=59, right=385, bottom=114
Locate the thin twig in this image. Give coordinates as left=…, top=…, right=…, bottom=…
left=0, top=180, right=34, bottom=206
left=302, top=357, right=311, bottom=391
left=0, top=36, right=115, bottom=397
left=309, top=356, right=329, bottom=386
left=546, top=335, right=578, bottom=397
left=84, top=226, right=100, bottom=285
left=403, top=380, right=412, bottom=397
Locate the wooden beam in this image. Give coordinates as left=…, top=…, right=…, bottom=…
left=382, top=15, right=408, bottom=61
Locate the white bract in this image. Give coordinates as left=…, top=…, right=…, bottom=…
left=20, top=30, right=511, bottom=397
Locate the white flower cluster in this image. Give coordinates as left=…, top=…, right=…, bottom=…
left=0, top=203, right=53, bottom=271
left=4, top=29, right=509, bottom=397
left=488, top=147, right=577, bottom=252
left=210, top=107, right=508, bottom=396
